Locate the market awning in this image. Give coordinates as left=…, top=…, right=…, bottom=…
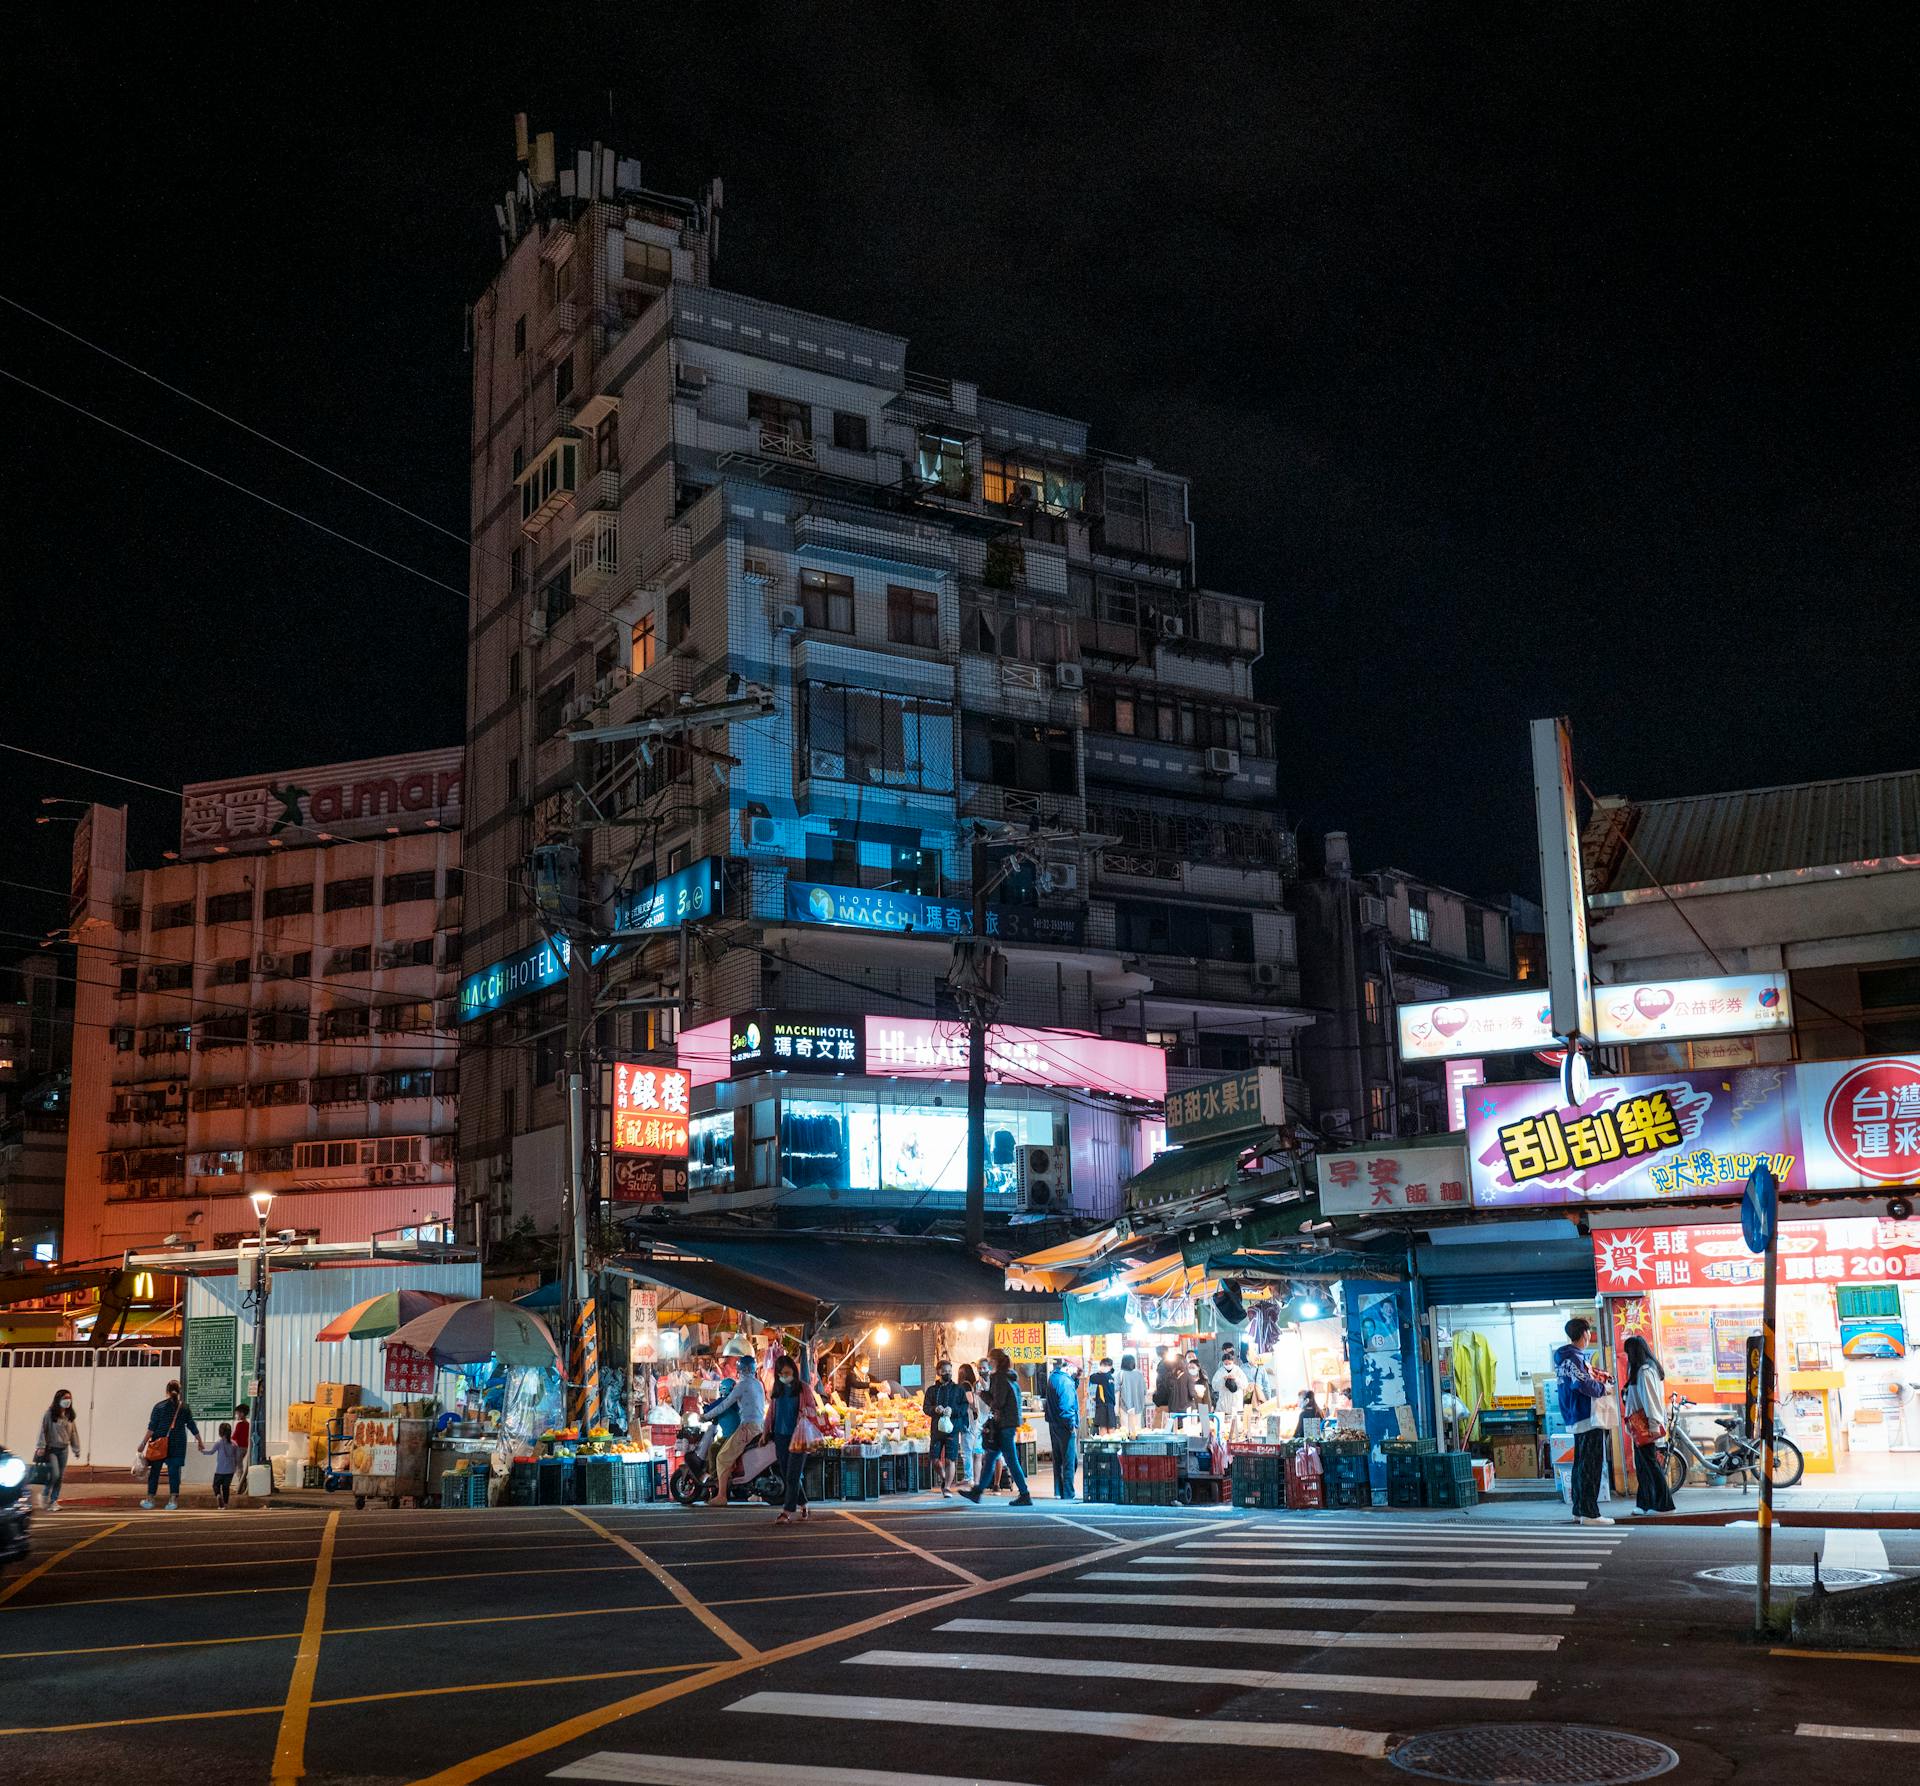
left=616, top=1234, right=1059, bottom=1327
left=1004, top=1225, right=1126, bottom=1292
left=1176, top=1195, right=1325, bottom=1265
left=1124, top=1130, right=1286, bottom=1211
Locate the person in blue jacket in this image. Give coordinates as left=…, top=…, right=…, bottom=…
left=141, top=1379, right=205, bottom=1510
left=1045, top=1357, right=1080, bottom=1501
left=1553, top=1317, right=1614, bottom=1526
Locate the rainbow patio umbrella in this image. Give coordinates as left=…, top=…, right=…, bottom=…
left=383, top=1298, right=561, bottom=1369
left=314, top=1288, right=463, bottom=1343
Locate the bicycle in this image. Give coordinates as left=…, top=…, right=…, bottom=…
left=1661, top=1392, right=1805, bottom=1494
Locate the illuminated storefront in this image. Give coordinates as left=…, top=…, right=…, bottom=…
left=1595, top=1216, right=1920, bottom=1483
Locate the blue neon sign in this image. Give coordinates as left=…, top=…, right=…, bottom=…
left=783, top=880, right=1083, bottom=946
left=612, top=856, right=724, bottom=936
left=458, top=934, right=613, bottom=1023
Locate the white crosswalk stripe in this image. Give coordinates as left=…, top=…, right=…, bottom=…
left=1181, top=1537, right=1618, bottom=1553
left=844, top=1646, right=1539, bottom=1701
left=552, top=1760, right=1041, bottom=1786
left=1093, top=1569, right=1592, bottom=1589
left=1022, top=1590, right=1580, bottom=1614
left=1147, top=1553, right=1591, bottom=1571
left=725, top=1691, right=1393, bottom=1757
left=937, top=1616, right=1564, bottom=1652
left=1797, top=1723, right=1920, bottom=1746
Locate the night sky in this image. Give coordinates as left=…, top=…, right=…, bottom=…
left=3, top=11, right=1912, bottom=953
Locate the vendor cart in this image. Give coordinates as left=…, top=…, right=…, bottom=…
left=349, top=1414, right=431, bottom=1508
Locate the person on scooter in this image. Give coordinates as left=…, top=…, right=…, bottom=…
left=704, top=1355, right=767, bottom=1506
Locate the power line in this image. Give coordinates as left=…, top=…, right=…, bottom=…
left=0, top=290, right=478, bottom=556
left=0, top=741, right=182, bottom=800
left=0, top=365, right=473, bottom=606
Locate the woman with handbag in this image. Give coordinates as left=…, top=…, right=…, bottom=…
left=140, top=1380, right=205, bottom=1510
left=35, top=1389, right=79, bottom=1512
left=1623, top=1335, right=1677, bottom=1514
left=768, top=1351, right=820, bottom=1525
left=960, top=1349, right=1033, bottom=1507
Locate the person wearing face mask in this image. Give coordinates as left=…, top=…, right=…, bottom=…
left=36, top=1389, right=80, bottom=1512
left=1553, top=1317, right=1614, bottom=1526
left=767, top=1351, right=818, bottom=1524
left=140, top=1379, right=206, bottom=1511
left=923, top=1357, right=969, bottom=1496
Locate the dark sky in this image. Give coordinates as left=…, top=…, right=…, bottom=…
left=3, top=9, right=1914, bottom=951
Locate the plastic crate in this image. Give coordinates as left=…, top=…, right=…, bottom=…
left=1325, top=1478, right=1372, bottom=1510
left=1284, top=1471, right=1325, bottom=1510
left=441, top=1470, right=487, bottom=1508
left=580, top=1456, right=616, bottom=1506
left=1122, top=1475, right=1178, bottom=1505
left=537, top=1457, right=569, bottom=1506
left=1425, top=1477, right=1479, bottom=1509
left=841, top=1455, right=883, bottom=1500
left=1387, top=1477, right=1426, bottom=1508
left=1083, top=1448, right=1121, bottom=1503
left=1383, top=1437, right=1437, bottom=1455
left=1422, top=1452, right=1477, bottom=1488
left=507, top=1460, right=540, bottom=1507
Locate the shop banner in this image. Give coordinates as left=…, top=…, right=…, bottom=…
left=383, top=1341, right=436, bottom=1394
left=1166, top=1067, right=1285, bottom=1144
left=1317, top=1140, right=1470, bottom=1216
left=729, top=1013, right=863, bottom=1075
left=183, top=1315, right=238, bottom=1420
left=1592, top=974, right=1792, bottom=1048
left=1399, top=991, right=1554, bottom=1063
left=993, top=1321, right=1047, bottom=1365
left=1471, top=1053, right=1920, bottom=1206
left=612, top=1064, right=692, bottom=1158
left=612, top=856, right=724, bottom=937
left=785, top=880, right=1084, bottom=947
left=1593, top=1216, right=1920, bottom=1294
left=1445, top=1059, right=1486, bottom=1132
left=630, top=1290, right=658, bottom=1366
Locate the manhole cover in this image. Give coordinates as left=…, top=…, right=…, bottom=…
left=1697, top=1564, right=1891, bottom=1588
left=1389, top=1725, right=1679, bottom=1784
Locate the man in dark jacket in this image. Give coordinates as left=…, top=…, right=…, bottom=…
left=142, top=1379, right=205, bottom=1510
left=961, top=1350, right=1033, bottom=1506
left=1044, top=1358, right=1080, bottom=1500
left=922, top=1357, right=970, bottom=1495
left=1151, top=1346, right=1176, bottom=1428
left=1554, top=1317, right=1614, bottom=1526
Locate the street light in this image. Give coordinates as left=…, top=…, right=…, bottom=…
left=247, top=1190, right=275, bottom=1480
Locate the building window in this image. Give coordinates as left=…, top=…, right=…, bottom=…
left=211, top=958, right=251, bottom=987
left=631, top=615, right=657, bottom=675
left=803, top=684, right=954, bottom=792
left=145, top=963, right=194, bottom=992
left=667, top=586, right=691, bottom=648
left=1367, top=1083, right=1392, bottom=1136
left=622, top=238, right=672, bottom=287
left=264, top=883, right=313, bottom=919
left=1407, top=888, right=1431, bottom=945
left=916, top=432, right=968, bottom=497
left=506, top=756, right=521, bottom=802
left=323, top=877, right=375, bottom=914
left=327, top=945, right=372, bottom=977
left=886, top=585, right=939, bottom=649
left=1464, top=914, right=1486, bottom=963
left=1363, top=977, right=1383, bottom=1028
left=832, top=411, right=869, bottom=452
left=119, top=964, right=138, bottom=993
left=970, top=605, right=1071, bottom=665
left=594, top=413, right=619, bottom=473
left=153, top=900, right=195, bottom=930
left=541, top=572, right=573, bottom=623
left=204, top=891, right=253, bottom=926
left=981, top=455, right=1083, bottom=515
left=199, top=1015, right=248, bottom=1049
left=800, top=569, right=856, bottom=634
left=806, top=834, right=863, bottom=887
left=254, top=1010, right=310, bottom=1046
left=383, top=870, right=437, bottom=906
left=322, top=1007, right=371, bottom=1041
left=535, top=676, right=575, bottom=739
left=377, top=1001, right=436, bottom=1035
left=553, top=356, right=574, bottom=405
left=1113, top=899, right=1254, bottom=963
left=748, top=390, right=811, bottom=445
left=513, top=315, right=526, bottom=356
left=961, top=717, right=1076, bottom=796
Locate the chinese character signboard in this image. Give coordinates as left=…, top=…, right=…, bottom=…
left=1165, top=1068, right=1286, bottom=1144
left=1317, top=1141, right=1471, bottom=1216
left=630, top=1290, right=658, bottom=1366
left=729, top=1013, right=864, bottom=1075
left=612, top=1064, right=692, bottom=1158
left=865, top=1018, right=1166, bottom=1101
left=1471, top=1054, right=1920, bottom=1206
left=181, top=748, right=463, bottom=859
left=1531, top=715, right=1596, bottom=1042
left=1594, top=1217, right=1920, bottom=1295
left=993, top=1321, right=1047, bottom=1365
left=1444, top=1059, right=1486, bottom=1132
left=1592, top=975, right=1792, bottom=1047
left=612, top=857, right=724, bottom=936
left=183, top=1315, right=238, bottom=1420
left=1400, top=992, right=1556, bottom=1062
left=784, top=881, right=1085, bottom=947
left=383, top=1341, right=437, bottom=1394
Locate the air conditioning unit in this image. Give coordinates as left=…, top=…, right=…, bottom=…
left=376, top=944, right=408, bottom=970
left=593, top=670, right=628, bottom=704
left=370, top=1166, right=393, bottom=1185
left=1160, top=615, right=1186, bottom=640
left=255, top=951, right=284, bottom=976
left=527, top=604, right=550, bottom=640
left=676, top=363, right=709, bottom=395
left=773, top=603, right=806, bottom=632
left=560, top=694, right=592, bottom=725
left=1016, top=1144, right=1066, bottom=1212
left=1037, top=861, right=1080, bottom=896
left=1358, top=895, right=1388, bottom=929
left=1253, top=962, right=1286, bottom=989
left=1053, top=661, right=1085, bottom=690
left=746, top=815, right=781, bottom=851
left=1205, top=747, right=1240, bottom=775
left=807, top=750, right=846, bottom=782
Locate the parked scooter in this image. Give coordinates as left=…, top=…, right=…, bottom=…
left=0, top=1448, right=32, bottom=1576
left=667, top=1414, right=784, bottom=1506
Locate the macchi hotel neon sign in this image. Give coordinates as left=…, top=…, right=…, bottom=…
left=678, top=1013, right=1167, bottom=1102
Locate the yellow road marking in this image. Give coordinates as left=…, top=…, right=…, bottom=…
left=410, top=1516, right=1192, bottom=1785
left=835, top=1509, right=985, bottom=1587
left=60, top=1536, right=607, bottom=1575
left=0, top=1662, right=706, bottom=1738
left=0, top=1629, right=302, bottom=1662
left=1772, top=1646, right=1920, bottom=1666
left=0, top=1519, right=127, bottom=1608
left=565, top=1508, right=758, bottom=1661
left=271, top=1509, right=337, bottom=1785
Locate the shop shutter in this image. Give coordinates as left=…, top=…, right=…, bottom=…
left=1420, top=1269, right=1597, bottom=1309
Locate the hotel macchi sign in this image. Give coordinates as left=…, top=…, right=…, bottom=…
left=181, top=748, right=463, bottom=858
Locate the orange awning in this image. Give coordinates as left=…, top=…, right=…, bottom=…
left=1004, top=1225, right=1125, bottom=1293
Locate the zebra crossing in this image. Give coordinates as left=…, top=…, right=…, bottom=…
left=546, top=1513, right=1630, bottom=1780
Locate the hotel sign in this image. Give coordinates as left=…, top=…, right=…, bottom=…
left=784, top=880, right=1084, bottom=947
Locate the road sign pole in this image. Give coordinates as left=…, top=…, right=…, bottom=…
left=1746, top=1163, right=1780, bottom=1631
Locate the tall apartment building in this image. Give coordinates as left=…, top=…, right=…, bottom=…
left=1295, top=832, right=1517, bottom=1142
left=62, top=751, right=463, bottom=1261
left=0, top=951, right=71, bottom=1265
left=459, top=132, right=1306, bottom=1238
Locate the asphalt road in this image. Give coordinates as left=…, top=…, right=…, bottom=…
left=4, top=1497, right=1919, bottom=1784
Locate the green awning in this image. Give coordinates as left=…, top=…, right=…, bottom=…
left=1178, top=1196, right=1324, bottom=1266
left=1061, top=1293, right=1133, bottom=1337
left=1126, top=1131, right=1284, bottom=1211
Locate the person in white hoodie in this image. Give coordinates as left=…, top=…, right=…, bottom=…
left=1115, top=1353, right=1148, bottom=1436
left=1210, top=1355, right=1249, bottom=1439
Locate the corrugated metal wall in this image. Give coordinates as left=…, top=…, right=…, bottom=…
left=1069, top=1101, right=1136, bottom=1222
left=186, top=1262, right=480, bottom=1445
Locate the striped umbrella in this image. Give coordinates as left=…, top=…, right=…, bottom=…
left=384, top=1298, right=561, bottom=1369
left=314, top=1289, right=463, bottom=1343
